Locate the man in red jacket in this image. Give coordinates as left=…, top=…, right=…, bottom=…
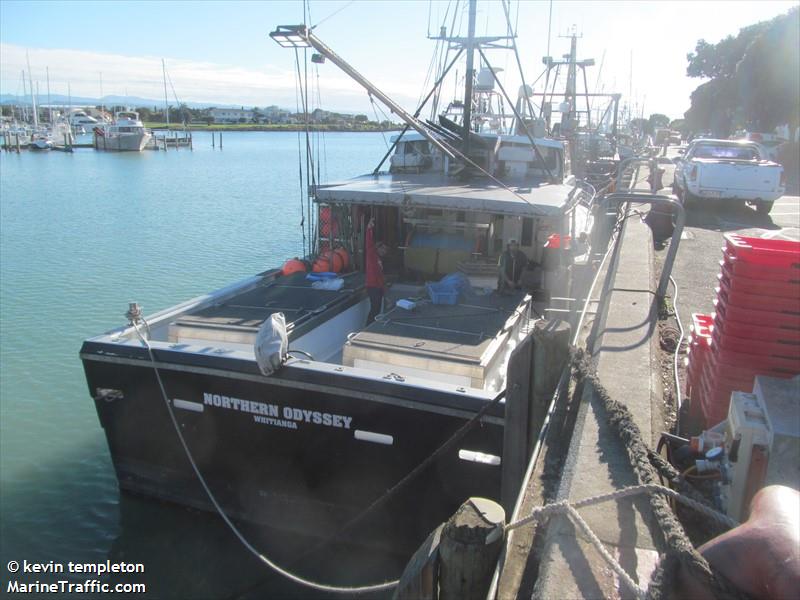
left=365, top=217, right=387, bottom=324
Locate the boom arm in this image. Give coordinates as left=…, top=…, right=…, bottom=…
left=270, top=25, right=455, bottom=158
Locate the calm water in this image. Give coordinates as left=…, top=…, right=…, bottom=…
left=0, top=132, right=400, bottom=598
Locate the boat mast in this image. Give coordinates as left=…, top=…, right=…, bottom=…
left=100, top=72, right=105, bottom=121
left=561, top=29, right=577, bottom=131
left=162, top=59, right=170, bottom=128
left=461, top=0, right=477, bottom=158
left=46, top=66, right=52, bottom=124
left=21, top=70, right=28, bottom=123
left=26, top=52, right=38, bottom=129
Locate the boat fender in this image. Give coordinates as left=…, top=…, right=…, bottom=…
left=255, top=313, right=288, bottom=376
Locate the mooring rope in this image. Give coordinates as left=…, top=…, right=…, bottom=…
left=131, top=322, right=399, bottom=595
left=505, top=482, right=739, bottom=600
left=567, top=347, right=753, bottom=600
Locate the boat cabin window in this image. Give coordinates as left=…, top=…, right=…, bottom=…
left=521, top=217, right=534, bottom=246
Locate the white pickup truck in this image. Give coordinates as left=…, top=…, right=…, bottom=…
left=673, top=139, right=785, bottom=214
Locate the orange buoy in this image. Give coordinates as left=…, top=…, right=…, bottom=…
left=313, top=249, right=346, bottom=273
left=334, top=247, right=350, bottom=270
left=282, top=258, right=307, bottom=276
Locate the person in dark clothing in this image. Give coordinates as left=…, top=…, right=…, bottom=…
left=498, top=238, right=528, bottom=291
left=365, top=217, right=387, bottom=323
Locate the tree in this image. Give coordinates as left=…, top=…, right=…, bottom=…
left=354, top=114, right=368, bottom=123
left=648, top=113, right=671, bottom=130
left=684, top=7, right=799, bottom=134
left=629, top=118, right=649, bottom=134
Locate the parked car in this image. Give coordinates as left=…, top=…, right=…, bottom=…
left=672, top=139, right=785, bottom=214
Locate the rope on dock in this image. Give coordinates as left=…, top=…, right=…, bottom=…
left=560, top=347, right=753, bottom=600
left=505, top=482, right=739, bottom=600
left=131, top=321, right=399, bottom=595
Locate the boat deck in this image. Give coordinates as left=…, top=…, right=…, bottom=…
left=167, top=271, right=365, bottom=347
left=343, top=290, right=528, bottom=388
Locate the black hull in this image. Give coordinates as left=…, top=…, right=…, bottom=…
left=82, top=347, right=505, bottom=554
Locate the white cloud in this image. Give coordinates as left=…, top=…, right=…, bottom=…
left=0, top=43, right=422, bottom=113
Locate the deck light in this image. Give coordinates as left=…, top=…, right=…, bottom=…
left=269, top=25, right=312, bottom=48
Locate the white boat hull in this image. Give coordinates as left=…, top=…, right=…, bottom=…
left=94, top=131, right=151, bottom=152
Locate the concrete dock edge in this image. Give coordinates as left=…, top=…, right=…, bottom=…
left=532, top=209, right=664, bottom=599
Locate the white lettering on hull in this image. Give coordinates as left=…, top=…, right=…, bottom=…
left=202, top=392, right=353, bottom=431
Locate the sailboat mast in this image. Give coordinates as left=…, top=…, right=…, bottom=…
left=100, top=72, right=105, bottom=121
left=162, top=59, right=170, bottom=128
left=461, top=0, right=477, bottom=157
left=46, top=66, right=52, bottom=123
left=26, top=52, right=38, bottom=128
left=21, top=70, right=28, bottom=122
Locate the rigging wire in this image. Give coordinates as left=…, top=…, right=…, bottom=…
left=501, top=0, right=539, bottom=132
left=293, top=48, right=308, bottom=257
left=311, top=0, right=354, bottom=30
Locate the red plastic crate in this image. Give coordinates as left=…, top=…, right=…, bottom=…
left=711, top=327, right=800, bottom=359
left=722, top=256, right=800, bottom=283
left=713, top=310, right=800, bottom=343
left=717, top=279, right=800, bottom=314
left=714, top=296, right=800, bottom=330
left=719, top=263, right=800, bottom=299
left=723, top=234, right=800, bottom=268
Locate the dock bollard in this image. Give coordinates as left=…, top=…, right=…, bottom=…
left=394, top=498, right=505, bottom=600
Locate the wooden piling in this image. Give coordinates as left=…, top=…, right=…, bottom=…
left=439, top=498, right=505, bottom=600
left=212, top=131, right=215, bottom=148
left=219, top=131, right=222, bottom=149
left=500, top=318, right=571, bottom=512
left=530, top=318, right=571, bottom=449
left=394, top=498, right=505, bottom=600
left=16, top=134, right=21, bottom=153
left=501, top=332, right=534, bottom=512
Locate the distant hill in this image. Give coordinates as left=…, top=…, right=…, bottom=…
left=0, top=94, right=267, bottom=110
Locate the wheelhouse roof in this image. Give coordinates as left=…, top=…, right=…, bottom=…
left=315, top=172, right=575, bottom=217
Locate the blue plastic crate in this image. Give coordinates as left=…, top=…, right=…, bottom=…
left=427, top=282, right=459, bottom=305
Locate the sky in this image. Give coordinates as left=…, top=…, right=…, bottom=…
left=1, top=0, right=798, bottom=120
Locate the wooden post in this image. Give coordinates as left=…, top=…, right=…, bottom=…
left=393, top=524, right=444, bottom=600
left=439, top=498, right=506, bottom=600
left=16, top=134, right=21, bottom=153
left=212, top=131, right=215, bottom=148
left=219, top=131, right=222, bottom=149
left=530, top=318, right=571, bottom=450
left=501, top=332, right=533, bottom=512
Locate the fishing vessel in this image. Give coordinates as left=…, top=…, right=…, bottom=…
left=81, top=6, right=597, bottom=555
left=93, top=110, right=151, bottom=151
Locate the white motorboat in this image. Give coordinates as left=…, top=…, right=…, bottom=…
left=93, top=111, right=152, bottom=152
left=68, top=109, right=99, bottom=129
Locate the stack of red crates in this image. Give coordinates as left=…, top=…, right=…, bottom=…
left=685, top=234, right=800, bottom=428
